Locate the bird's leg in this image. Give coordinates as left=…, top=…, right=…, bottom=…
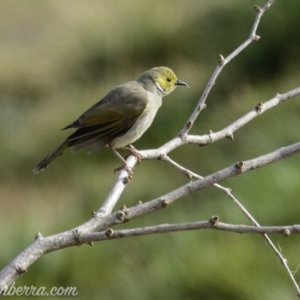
left=122, top=144, right=142, bottom=164
left=109, top=147, right=134, bottom=178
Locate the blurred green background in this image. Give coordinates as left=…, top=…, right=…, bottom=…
left=1, top=0, right=300, bottom=299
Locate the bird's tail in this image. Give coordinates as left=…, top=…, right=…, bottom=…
left=33, top=141, right=70, bottom=174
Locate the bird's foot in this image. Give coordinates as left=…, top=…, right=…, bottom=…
left=123, top=145, right=142, bottom=165
left=114, top=164, right=134, bottom=179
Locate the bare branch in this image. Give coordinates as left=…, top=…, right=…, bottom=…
left=1, top=141, right=300, bottom=292
left=2, top=0, right=300, bottom=296
left=127, top=142, right=300, bottom=221
left=97, top=156, right=137, bottom=215
left=79, top=221, right=300, bottom=243
left=161, top=148, right=300, bottom=294
left=179, top=0, right=276, bottom=137
left=185, top=87, right=300, bottom=145
left=224, top=189, right=300, bottom=295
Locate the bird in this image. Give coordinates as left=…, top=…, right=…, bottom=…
left=33, top=66, right=188, bottom=175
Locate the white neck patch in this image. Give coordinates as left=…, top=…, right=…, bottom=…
left=155, top=82, right=164, bottom=93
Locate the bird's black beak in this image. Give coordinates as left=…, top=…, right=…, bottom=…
left=175, top=80, right=189, bottom=87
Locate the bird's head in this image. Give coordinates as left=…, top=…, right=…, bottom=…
left=139, top=66, right=188, bottom=96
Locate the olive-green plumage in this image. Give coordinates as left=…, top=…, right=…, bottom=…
left=33, top=66, right=188, bottom=174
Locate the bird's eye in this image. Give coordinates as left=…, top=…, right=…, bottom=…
left=167, top=78, right=171, bottom=82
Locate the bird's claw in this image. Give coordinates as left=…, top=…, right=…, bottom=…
left=114, top=164, right=134, bottom=179
left=124, top=146, right=142, bottom=165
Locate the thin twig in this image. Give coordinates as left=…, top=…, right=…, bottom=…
left=78, top=221, right=300, bottom=244
left=179, top=0, right=276, bottom=137
left=185, top=87, right=300, bottom=145
left=225, top=192, right=300, bottom=295
left=159, top=154, right=300, bottom=296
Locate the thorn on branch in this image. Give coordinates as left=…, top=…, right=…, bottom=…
left=283, top=228, right=291, bottom=237
left=235, top=161, right=245, bottom=171
left=16, top=264, right=28, bottom=275
left=106, top=228, right=114, bottom=238
left=254, top=5, right=262, bottom=13
left=255, top=102, right=264, bottom=113
left=161, top=199, right=170, bottom=208
left=209, top=215, right=219, bottom=225
left=91, top=211, right=96, bottom=217
left=138, top=200, right=143, bottom=204
left=226, top=133, right=234, bottom=141
left=87, top=242, right=93, bottom=246
left=34, top=232, right=43, bottom=241
left=218, top=54, right=225, bottom=66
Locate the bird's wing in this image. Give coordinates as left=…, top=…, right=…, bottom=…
left=63, top=84, right=148, bottom=148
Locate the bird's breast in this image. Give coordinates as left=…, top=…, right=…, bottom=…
left=110, top=94, right=162, bottom=148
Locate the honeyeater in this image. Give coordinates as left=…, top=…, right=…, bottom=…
left=33, top=66, right=188, bottom=174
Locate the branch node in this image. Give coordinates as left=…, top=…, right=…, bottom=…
left=161, top=199, right=170, bottom=208
left=106, top=228, right=114, bottom=238
left=178, top=132, right=187, bottom=142
left=158, top=152, right=167, bottom=160
left=223, top=187, right=232, bottom=194
left=283, top=228, right=291, bottom=237
left=16, top=264, right=28, bottom=275
left=116, top=207, right=130, bottom=222
left=186, top=184, right=193, bottom=193
left=209, top=215, right=219, bottom=225
left=187, top=121, right=193, bottom=130
left=123, top=177, right=130, bottom=184
left=254, top=5, right=262, bottom=13
left=73, top=229, right=81, bottom=244
left=226, top=133, right=234, bottom=141
left=218, top=54, right=225, bottom=66
left=253, top=35, right=261, bottom=41
left=235, top=161, right=245, bottom=171
left=121, top=204, right=130, bottom=221
left=34, top=231, right=43, bottom=241
left=255, top=102, right=264, bottom=113
left=116, top=211, right=125, bottom=221
left=203, top=130, right=214, bottom=146
left=184, top=171, right=194, bottom=180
